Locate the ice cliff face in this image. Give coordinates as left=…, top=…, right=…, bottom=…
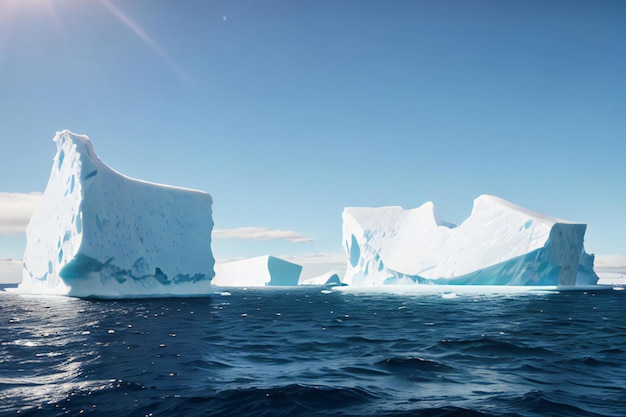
left=20, top=130, right=215, bottom=298
left=342, top=195, right=599, bottom=286
left=213, top=256, right=302, bottom=287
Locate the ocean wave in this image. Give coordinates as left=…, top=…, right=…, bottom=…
left=376, top=356, right=455, bottom=372
left=22, top=383, right=380, bottom=417
left=424, top=337, right=556, bottom=359
left=488, top=390, right=614, bottom=417
left=2, top=288, right=626, bottom=417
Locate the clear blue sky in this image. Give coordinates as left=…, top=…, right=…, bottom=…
left=1, top=0, right=625, bottom=264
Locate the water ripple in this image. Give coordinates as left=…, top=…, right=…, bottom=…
left=1, top=288, right=625, bottom=416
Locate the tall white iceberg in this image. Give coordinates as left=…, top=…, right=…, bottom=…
left=19, top=130, right=215, bottom=298
left=213, top=256, right=302, bottom=287
left=342, top=195, right=599, bottom=286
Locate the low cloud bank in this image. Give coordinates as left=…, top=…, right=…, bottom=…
left=595, top=255, right=626, bottom=286
left=213, top=226, right=314, bottom=243
left=0, top=259, right=22, bottom=284
left=0, top=192, right=42, bottom=235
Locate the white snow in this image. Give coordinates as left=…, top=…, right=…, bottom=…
left=213, top=256, right=302, bottom=287
left=342, top=195, right=598, bottom=286
left=18, top=130, right=215, bottom=298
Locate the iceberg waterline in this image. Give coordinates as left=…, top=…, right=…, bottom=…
left=19, top=130, right=215, bottom=298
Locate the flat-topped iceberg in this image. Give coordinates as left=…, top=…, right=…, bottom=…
left=19, top=130, right=215, bottom=298
left=342, top=195, right=599, bottom=286
left=213, top=256, right=302, bottom=287
left=298, top=271, right=342, bottom=286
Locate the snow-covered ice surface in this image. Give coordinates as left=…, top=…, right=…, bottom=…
left=18, top=130, right=215, bottom=298
left=213, top=256, right=302, bottom=287
left=342, top=195, right=599, bottom=287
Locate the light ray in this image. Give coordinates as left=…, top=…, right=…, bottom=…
left=98, top=0, right=192, bottom=84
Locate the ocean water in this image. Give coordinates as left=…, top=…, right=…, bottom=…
left=1, top=287, right=625, bottom=416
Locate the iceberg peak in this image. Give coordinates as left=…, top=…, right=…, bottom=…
left=472, top=194, right=572, bottom=225
left=19, top=130, right=215, bottom=298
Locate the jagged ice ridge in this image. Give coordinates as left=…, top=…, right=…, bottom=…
left=342, top=195, right=599, bottom=286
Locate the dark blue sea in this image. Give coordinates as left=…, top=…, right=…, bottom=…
left=1, top=287, right=625, bottom=417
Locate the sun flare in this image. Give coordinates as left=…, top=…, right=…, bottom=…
left=0, top=0, right=62, bottom=26
left=1, top=0, right=56, bottom=13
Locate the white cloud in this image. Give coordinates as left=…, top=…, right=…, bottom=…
left=594, top=254, right=626, bottom=269
left=591, top=255, right=626, bottom=286
left=212, top=226, right=314, bottom=243
left=280, top=252, right=346, bottom=265
left=0, top=192, right=42, bottom=235
left=0, top=259, right=22, bottom=284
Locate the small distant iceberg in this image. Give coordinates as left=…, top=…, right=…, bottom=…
left=342, top=195, right=599, bottom=287
left=18, top=130, right=215, bottom=298
left=213, top=255, right=302, bottom=287
left=299, top=271, right=342, bottom=286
